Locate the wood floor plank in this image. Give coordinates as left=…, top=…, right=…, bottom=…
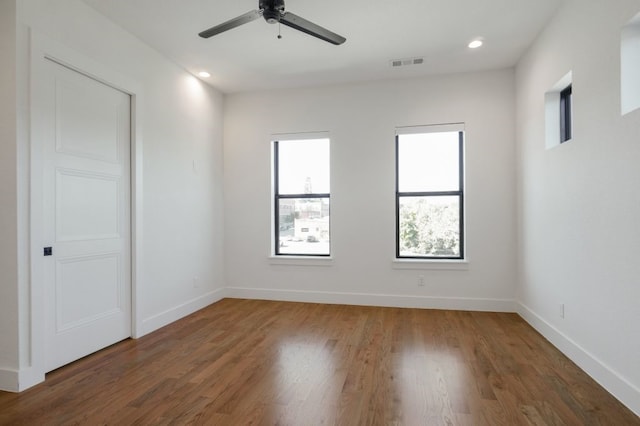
left=0, top=299, right=638, bottom=425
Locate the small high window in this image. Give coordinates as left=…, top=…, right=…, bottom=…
left=621, top=12, right=640, bottom=115
left=545, top=71, right=573, bottom=148
left=560, top=84, right=572, bottom=143
left=273, top=135, right=330, bottom=256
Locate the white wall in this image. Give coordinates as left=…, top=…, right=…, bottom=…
left=224, top=70, right=517, bottom=310
left=0, top=0, right=20, bottom=383
left=516, top=0, right=640, bottom=415
left=0, top=0, right=226, bottom=391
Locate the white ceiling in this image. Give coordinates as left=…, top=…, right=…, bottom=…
left=83, top=0, right=563, bottom=94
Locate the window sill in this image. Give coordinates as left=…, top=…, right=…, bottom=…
left=392, top=258, right=469, bottom=271
left=268, top=256, right=334, bottom=267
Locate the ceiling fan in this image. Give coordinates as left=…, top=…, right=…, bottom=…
left=198, top=0, right=346, bottom=45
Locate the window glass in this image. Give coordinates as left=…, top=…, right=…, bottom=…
left=277, top=139, right=330, bottom=195
left=277, top=198, right=330, bottom=255
left=560, top=85, right=572, bottom=143
left=398, top=196, right=461, bottom=257
left=398, top=132, right=460, bottom=192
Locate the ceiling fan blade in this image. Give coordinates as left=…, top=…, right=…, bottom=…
left=280, top=12, right=346, bottom=45
left=198, top=10, right=262, bottom=38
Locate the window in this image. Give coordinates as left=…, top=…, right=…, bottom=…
left=545, top=71, right=573, bottom=148
left=621, top=12, right=640, bottom=115
left=396, top=125, right=464, bottom=259
left=273, top=136, right=330, bottom=256
left=560, top=84, right=572, bottom=143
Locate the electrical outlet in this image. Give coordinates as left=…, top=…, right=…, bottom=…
left=560, top=303, right=565, bottom=319
left=193, top=276, right=200, bottom=288
left=418, top=275, right=425, bottom=287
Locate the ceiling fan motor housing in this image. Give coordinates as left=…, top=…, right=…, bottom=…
left=260, top=0, right=285, bottom=23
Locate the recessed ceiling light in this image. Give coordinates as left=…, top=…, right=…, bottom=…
left=198, top=71, right=211, bottom=78
left=468, top=39, right=483, bottom=49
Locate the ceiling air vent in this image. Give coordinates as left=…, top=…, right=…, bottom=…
left=390, top=57, right=425, bottom=68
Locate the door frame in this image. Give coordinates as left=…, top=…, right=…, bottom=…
left=27, top=32, right=144, bottom=388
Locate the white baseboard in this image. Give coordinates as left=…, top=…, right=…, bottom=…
left=0, top=366, right=43, bottom=392
left=139, top=288, right=227, bottom=337
left=226, top=287, right=516, bottom=312
left=0, top=368, right=18, bottom=392
left=517, top=303, right=640, bottom=417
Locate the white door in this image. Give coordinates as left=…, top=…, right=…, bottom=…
left=42, top=59, right=132, bottom=372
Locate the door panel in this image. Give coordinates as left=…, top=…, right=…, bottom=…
left=56, top=253, right=121, bottom=331
left=43, top=59, right=131, bottom=372
left=56, top=78, right=121, bottom=163
left=56, top=169, right=120, bottom=241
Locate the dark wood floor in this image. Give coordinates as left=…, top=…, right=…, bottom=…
left=0, top=299, right=638, bottom=425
